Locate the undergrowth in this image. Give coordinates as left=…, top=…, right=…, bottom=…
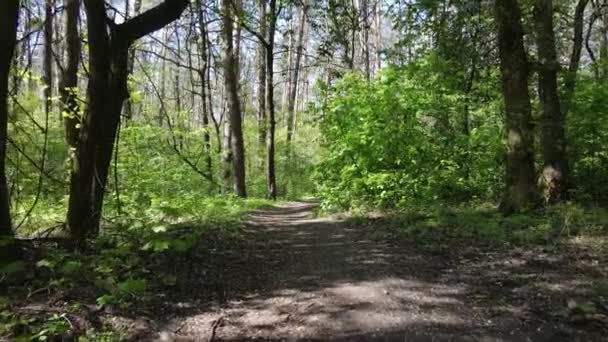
left=344, top=202, right=608, bottom=246
left=0, top=196, right=273, bottom=341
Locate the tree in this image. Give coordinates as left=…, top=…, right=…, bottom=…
left=495, top=0, right=539, bottom=213
left=257, top=0, right=267, bottom=147
left=266, top=0, right=278, bottom=199
left=563, top=0, right=589, bottom=114
left=286, top=1, right=307, bottom=146
left=67, top=0, right=189, bottom=247
left=44, top=0, right=54, bottom=121
left=221, top=0, right=247, bottom=197
left=534, top=0, right=570, bottom=203
left=0, top=0, right=19, bottom=238
left=60, top=0, right=81, bottom=149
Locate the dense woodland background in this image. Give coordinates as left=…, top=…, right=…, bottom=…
left=1, top=0, right=608, bottom=339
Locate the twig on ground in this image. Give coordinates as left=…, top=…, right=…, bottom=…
left=208, top=316, right=223, bottom=342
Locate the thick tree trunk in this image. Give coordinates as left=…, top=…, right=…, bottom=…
left=495, top=0, right=538, bottom=214
left=257, top=0, right=267, bottom=147
left=67, top=0, right=189, bottom=247
left=534, top=0, right=570, bottom=203
left=221, top=0, right=247, bottom=197
left=60, top=0, right=81, bottom=149
left=286, top=3, right=306, bottom=146
left=0, top=0, right=19, bottom=239
left=266, top=0, right=278, bottom=200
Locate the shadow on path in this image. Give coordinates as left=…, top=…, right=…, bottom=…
left=155, top=202, right=605, bottom=341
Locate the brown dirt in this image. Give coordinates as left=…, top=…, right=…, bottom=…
left=153, top=201, right=608, bottom=341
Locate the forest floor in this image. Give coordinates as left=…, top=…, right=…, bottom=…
left=150, top=201, right=607, bottom=341
left=5, top=201, right=608, bottom=341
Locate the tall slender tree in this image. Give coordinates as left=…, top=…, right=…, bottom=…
left=44, top=0, right=55, bottom=120
left=495, top=0, right=538, bottom=213
left=257, top=0, right=267, bottom=147
left=266, top=0, right=278, bottom=199
left=221, top=0, right=247, bottom=197
left=286, top=2, right=307, bottom=146
left=563, top=0, right=589, bottom=114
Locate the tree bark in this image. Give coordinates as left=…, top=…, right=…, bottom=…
left=534, top=0, right=570, bottom=203
left=495, top=0, right=539, bottom=214
left=266, top=0, right=278, bottom=200
left=222, top=116, right=233, bottom=192
left=0, top=0, right=19, bottom=238
left=44, top=0, right=55, bottom=121
left=359, top=0, right=371, bottom=80
left=67, top=0, right=188, bottom=247
left=60, top=0, right=81, bottom=150
left=257, top=0, right=267, bottom=147
left=221, top=0, right=247, bottom=197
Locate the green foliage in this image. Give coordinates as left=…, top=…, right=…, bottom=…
left=568, top=74, right=608, bottom=203
left=316, top=56, right=503, bottom=210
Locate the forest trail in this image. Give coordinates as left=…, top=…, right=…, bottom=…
left=158, top=202, right=604, bottom=341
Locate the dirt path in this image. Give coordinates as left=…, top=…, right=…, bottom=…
left=158, top=202, right=606, bottom=341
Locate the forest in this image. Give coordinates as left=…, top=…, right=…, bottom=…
left=1, top=0, right=608, bottom=340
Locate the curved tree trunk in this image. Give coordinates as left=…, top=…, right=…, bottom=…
left=495, top=0, right=539, bottom=214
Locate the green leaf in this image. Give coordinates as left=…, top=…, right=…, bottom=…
left=61, top=261, right=83, bottom=275
left=118, top=279, right=146, bottom=294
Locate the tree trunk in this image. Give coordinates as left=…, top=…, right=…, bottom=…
left=374, top=0, right=381, bottom=73
left=222, top=115, right=233, bottom=192
left=0, top=0, right=19, bottom=239
left=286, top=3, right=306, bottom=146
left=359, top=0, right=371, bottom=80
left=563, top=0, right=588, bottom=114
left=67, top=0, right=189, bottom=247
left=266, top=0, right=278, bottom=200
left=495, top=0, right=538, bottom=214
left=221, top=0, right=247, bottom=197
left=534, top=0, right=570, bottom=203
left=124, top=0, right=142, bottom=121
left=282, top=6, right=294, bottom=114
left=257, top=0, right=267, bottom=147
left=44, top=0, right=55, bottom=121
left=60, top=0, right=81, bottom=149
left=196, top=1, right=212, bottom=174
left=159, top=28, right=169, bottom=126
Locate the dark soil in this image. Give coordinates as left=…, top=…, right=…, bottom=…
left=154, top=202, right=608, bottom=341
